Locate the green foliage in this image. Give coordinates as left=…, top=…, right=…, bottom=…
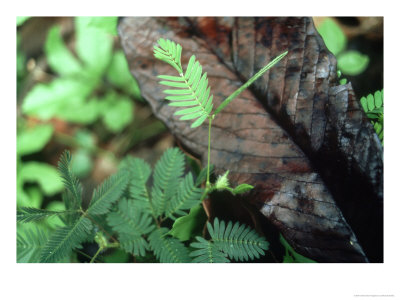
left=17, top=35, right=281, bottom=263
left=202, top=218, right=269, bottom=262
left=40, top=216, right=93, bottom=263
left=18, top=161, right=64, bottom=198
left=148, top=228, right=191, bottom=263
left=317, top=18, right=347, bottom=55
left=106, top=50, right=142, bottom=99
left=154, top=38, right=214, bottom=128
left=107, top=198, right=154, bottom=256
left=317, top=17, right=369, bottom=76
left=280, top=234, right=316, bottom=263
left=22, top=17, right=138, bottom=132
left=17, top=148, right=269, bottom=263
left=165, top=173, right=203, bottom=218
left=17, top=124, right=54, bottom=156
left=17, top=227, right=47, bottom=263
left=45, top=26, right=83, bottom=76
left=168, top=204, right=207, bottom=241
left=85, top=17, right=118, bottom=36
left=17, top=207, right=70, bottom=223
left=190, top=237, right=230, bottom=263
left=58, top=151, right=82, bottom=209
left=17, top=16, right=30, bottom=26
left=86, top=169, right=129, bottom=216
left=337, top=50, right=369, bottom=76
left=232, top=183, right=254, bottom=195
left=360, top=89, right=384, bottom=143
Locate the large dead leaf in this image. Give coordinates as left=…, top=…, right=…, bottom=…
left=119, top=17, right=383, bottom=262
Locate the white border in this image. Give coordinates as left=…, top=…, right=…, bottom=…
left=2, top=1, right=399, bottom=299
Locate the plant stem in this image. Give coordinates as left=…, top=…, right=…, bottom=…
left=90, top=247, right=103, bottom=263
left=206, top=117, right=212, bottom=189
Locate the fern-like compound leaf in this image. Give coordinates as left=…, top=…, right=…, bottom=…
left=153, top=38, right=183, bottom=74
left=58, top=150, right=82, bottom=209
left=17, top=227, right=48, bottom=263
left=152, top=148, right=185, bottom=217
left=119, top=233, right=150, bottom=257
left=360, top=89, right=383, bottom=143
left=189, top=236, right=230, bottom=263
left=123, top=157, right=154, bottom=215
left=208, top=218, right=269, bottom=262
left=87, top=169, right=129, bottom=216
left=40, top=216, right=93, bottom=263
left=154, top=39, right=213, bottom=128
left=148, top=227, right=191, bottom=263
left=107, top=198, right=154, bottom=256
left=17, top=207, right=75, bottom=223
left=165, top=172, right=203, bottom=218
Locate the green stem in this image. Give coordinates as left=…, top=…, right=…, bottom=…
left=90, top=247, right=103, bottom=263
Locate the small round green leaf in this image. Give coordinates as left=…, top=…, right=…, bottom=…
left=374, top=90, right=383, bottom=108
left=367, top=94, right=375, bottom=111
left=337, top=50, right=369, bottom=76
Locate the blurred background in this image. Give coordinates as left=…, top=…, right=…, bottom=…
left=16, top=16, right=383, bottom=262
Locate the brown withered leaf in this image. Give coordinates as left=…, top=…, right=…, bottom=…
left=118, top=17, right=383, bottom=263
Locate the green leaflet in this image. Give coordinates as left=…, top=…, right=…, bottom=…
left=148, top=228, right=191, bottom=263
left=123, top=157, right=154, bottom=215
left=190, top=237, right=230, bottom=263
left=17, top=207, right=75, bottom=223
left=87, top=169, right=130, bottom=216
left=165, top=173, right=203, bottom=218
left=207, top=218, right=269, bottom=262
left=17, top=227, right=48, bottom=263
left=58, top=150, right=82, bottom=209
left=152, top=148, right=185, bottom=217
left=154, top=39, right=213, bottom=128
left=40, top=216, right=93, bottom=263
left=107, top=198, right=154, bottom=257
left=360, top=89, right=384, bottom=144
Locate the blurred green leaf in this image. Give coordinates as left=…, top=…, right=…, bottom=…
left=374, top=90, right=383, bottom=108
left=71, top=149, right=93, bottom=178
left=317, top=18, right=347, bottom=56
left=45, top=201, right=66, bottom=229
left=56, top=98, right=101, bottom=124
left=45, top=26, right=83, bottom=76
left=103, top=248, right=130, bottom=263
left=168, top=205, right=207, bottom=242
left=101, top=93, right=134, bottom=132
left=74, top=129, right=97, bottom=152
left=17, top=187, right=43, bottom=208
left=17, top=124, right=54, bottom=156
left=106, top=50, right=142, bottom=99
left=337, top=50, right=369, bottom=76
left=19, top=162, right=64, bottom=196
left=367, top=94, right=375, bottom=111
left=17, top=16, right=30, bottom=26
left=75, top=17, right=113, bottom=78
left=87, top=17, right=118, bottom=36
left=22, top=77, right=96, bottom=120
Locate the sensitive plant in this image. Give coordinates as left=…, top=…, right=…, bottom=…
left=17, top=149, right=270, bottom=263
left=17, top=38, right=289, bottom=263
